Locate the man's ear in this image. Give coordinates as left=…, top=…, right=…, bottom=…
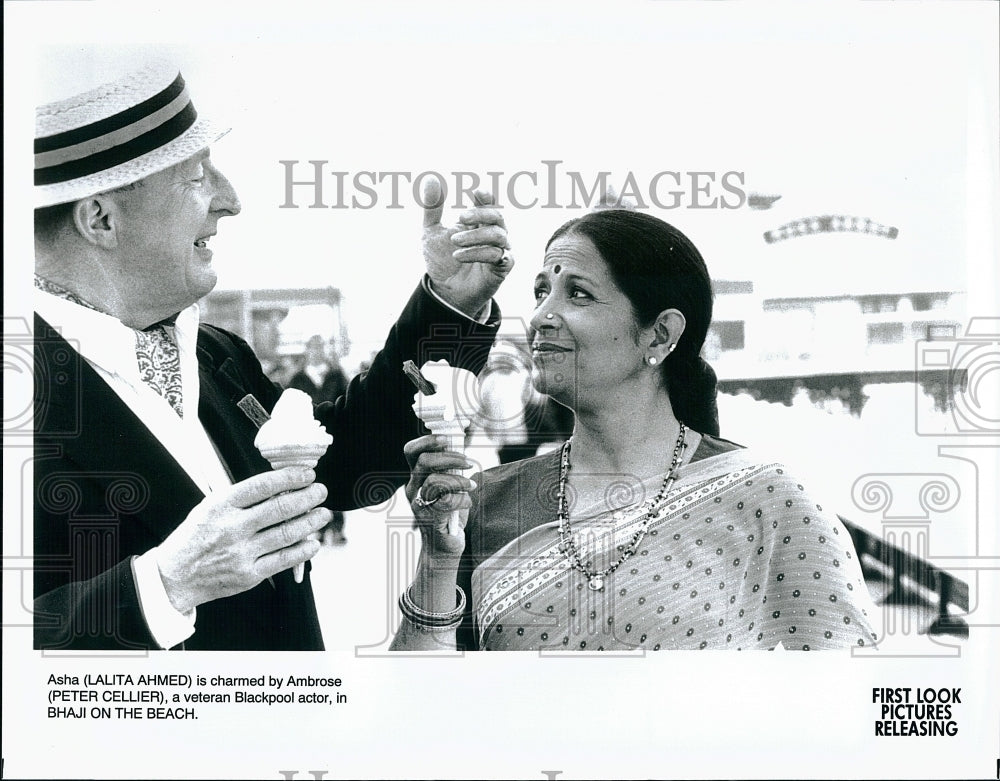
left=645, top=308, right=686, bottom=363
left=71, top=196, right=118, bottom=249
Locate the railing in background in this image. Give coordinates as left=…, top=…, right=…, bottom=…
left=841, top=516, right=970, bottom=639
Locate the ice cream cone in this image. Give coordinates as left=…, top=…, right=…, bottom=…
left=258, top=444, right=328, bottom=471
left=253, top=388, right=332, bottom=583
left=410, top=360, right=476, bottom=536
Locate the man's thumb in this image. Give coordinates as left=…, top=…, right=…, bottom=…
left=421, top=178, right=446, bottom=228
left=472, top=189, right=496, bottom=207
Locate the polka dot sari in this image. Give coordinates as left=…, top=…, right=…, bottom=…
left=469, top=450, right=879, bottom=651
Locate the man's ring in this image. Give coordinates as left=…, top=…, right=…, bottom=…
left=413, top=486, right=441, bottom=509
left=496, top=246, right=509, bottom=264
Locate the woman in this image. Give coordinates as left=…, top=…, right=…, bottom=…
left=391, top=210, right=878, bottom=651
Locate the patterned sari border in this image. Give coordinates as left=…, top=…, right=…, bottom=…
left=476, top=460, right=779, bottom=644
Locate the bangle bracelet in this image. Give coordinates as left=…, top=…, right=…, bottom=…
left=398, top=584, right=466, bottom=627
left=399, top=597, right=462, bottom=629
left=404, top=584, right=466, bottom=620
left=399, top=584, right=465, bottom=626
left=404, top=616, right=462, bottom=633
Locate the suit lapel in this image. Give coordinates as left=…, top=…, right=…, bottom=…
left=195, top=342, right=273, bottom=483
left=34, top=314, right=204, bottom=542
left=35, top=316, right=322, bottom=648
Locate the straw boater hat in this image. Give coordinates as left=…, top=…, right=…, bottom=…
left=34, top=61, right=229, bottom=208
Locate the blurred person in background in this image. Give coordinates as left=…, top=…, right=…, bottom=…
left=475, top=338, right=574, bottom=464
left=288, top=334, right=351, bottom=544
left=288, top=335, right=350, bottom=403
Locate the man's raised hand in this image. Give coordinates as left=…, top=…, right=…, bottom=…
left=421, top=178, right=512, bottom=318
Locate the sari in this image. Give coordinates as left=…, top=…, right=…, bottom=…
left=461, top=442, right=878, bottom=651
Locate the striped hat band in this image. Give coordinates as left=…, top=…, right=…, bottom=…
left=35, top=73, right=196, bottom=187
left=34, top=62, right=229, bottom=208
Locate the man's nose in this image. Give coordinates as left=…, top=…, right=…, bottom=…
left=207, top=161, right=242, bottom=216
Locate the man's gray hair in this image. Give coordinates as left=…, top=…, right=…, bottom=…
left=34, top=179, right=146, bottom=240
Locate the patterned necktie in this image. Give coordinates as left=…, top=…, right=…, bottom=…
left=36, top=275, right=184, bottom=418
left=135, top=322, right=184, bottom=418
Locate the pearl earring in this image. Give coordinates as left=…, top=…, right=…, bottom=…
left=647, top=356, right=658, bottom=366
left=668, top=343, right=676, bottom=353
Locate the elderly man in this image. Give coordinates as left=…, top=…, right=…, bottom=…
left=32, top=62, right=511, bottom=650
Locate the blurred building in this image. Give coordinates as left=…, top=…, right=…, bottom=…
left=198, top=286, right=348, bottom=386
left=698, top=193, right=974, bottom=646
left=701, top=196, right=965, bottom=414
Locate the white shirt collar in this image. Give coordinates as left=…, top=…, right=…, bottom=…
left=34, top=287, right=200, bottom=391
left=304, top=362, right=329, bottom=387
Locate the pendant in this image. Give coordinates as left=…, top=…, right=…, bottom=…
left=588, top=576, right=604, bottom=591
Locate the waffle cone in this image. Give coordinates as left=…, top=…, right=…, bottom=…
left=258, top=444, right=328, bottom=470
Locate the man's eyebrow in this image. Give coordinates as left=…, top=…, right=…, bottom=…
left=180, top=150, right=210, bottom=170
left=172, top=151, right=210, bottom=178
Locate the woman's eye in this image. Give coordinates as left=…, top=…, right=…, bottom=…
left=569, top=287, right=592, bottom=300
left=533, top=288, right=548, bottom=302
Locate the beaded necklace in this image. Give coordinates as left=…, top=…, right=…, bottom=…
left=557, top=422, right=687, bottom=592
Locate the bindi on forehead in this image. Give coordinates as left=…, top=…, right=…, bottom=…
left=553, top=264, right=562, bottom=274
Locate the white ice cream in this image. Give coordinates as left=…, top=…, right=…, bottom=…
left=255, top=388, right=332, bottom=454
left=412, top=359, right=477, bottom=430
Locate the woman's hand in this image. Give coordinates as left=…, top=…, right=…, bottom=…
left=403, top=434, right=477, bottom=559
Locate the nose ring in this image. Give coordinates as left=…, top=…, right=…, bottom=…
left=545, top=313, right=554, bottom=320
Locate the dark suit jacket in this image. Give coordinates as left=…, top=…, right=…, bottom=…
left=33, top=281, right=498, bottom=651
left=287, top=365, right=349, bottom=404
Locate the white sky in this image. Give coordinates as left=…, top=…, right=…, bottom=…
left=4, top=3, right=1000, bottom=780
left=16, top=2, right=996, bottom=366
left=181, top=27, right=991, bottom=350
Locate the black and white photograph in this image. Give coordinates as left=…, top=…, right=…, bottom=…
left=4, top=1, right=999, bottom=778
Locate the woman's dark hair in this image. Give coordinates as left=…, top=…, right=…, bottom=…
left=546, top=209, right=720, bottom=436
